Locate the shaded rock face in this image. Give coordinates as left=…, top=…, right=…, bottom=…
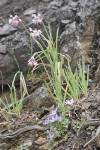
left=0, top=0, right=100, bottom=84
left=23, top=86, right=54, bottom=110
left=0, top=30, right=30, bottom=84
left=92, top=18, right=100, bottom=82
left=59, top=0, right=100, bottom=69
left=0, top=0, right=8, bottom=7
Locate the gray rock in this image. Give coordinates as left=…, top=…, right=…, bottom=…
left=60, top=5, right=75, bottom=19
left=65, top=21, right=76, bottom=34
left=69, top=1, right=78, bottom=8
left=0, top=54, right=15, bottom=82
left=43, top=0, right=51, bottom=2
left=44, top=9, right=58, bottom=22
left=48, top=0, right=63, bottom=8
left=59, top=0, right=99, bottom=71
left=77, top=0, right=100, bottom=20
left=0, top=0, right=8, bottom=7
left=0, top=43, right=6, bottom=54
left=94, top=64, right=100, bottom=82
left=0, top=24, right=16, bottom=36
left=23, top=86, right=54, bottom=110
left=60, top=22, right=81, bottom=69
left=23, top=139, right=32, bottom=149
left=23, top=7, right=36, bottom=16
left=61, top=20, right=70, bottom=24
left=0, top=32, right=30, bottom=84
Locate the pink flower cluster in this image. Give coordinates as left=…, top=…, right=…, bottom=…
left=9, top=13, right=43, bottom=67
left=28, top=56, right=38, bottom=67
left=32, top=13, right=42, bottom=25
left=9, top=15, right=22, bottom=27
left=29, top=28, right=42, bottom=38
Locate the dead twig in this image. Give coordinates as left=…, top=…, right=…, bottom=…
left=0, top=125, right=48, bottom=140
left=78, top=119, right=100, bottom=135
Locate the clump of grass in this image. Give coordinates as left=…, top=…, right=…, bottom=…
left=31, top=25, right=69, bottom=113
left=9, top=71, right=28, bottom=116
left=32, top=24, right=89, bottom=111
left=0, top=72, right=28, bottom=120
left=63, top=61, right=80, bottom=101
left=78, top=59, right=89, bottom=97
left=0, top=96, right=12, bottom=121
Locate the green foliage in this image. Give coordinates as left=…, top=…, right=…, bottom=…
left=63, top=62, right=80, bottom=101
left=31, top=24, right=89, bottom=114
left=78, top=59, right=89, bottom=96
left=72, top=118, right=85, bottom=130
left=0, top=97, right=12, bottom=121
left=35, top=25, right=68, bottom=113
left=16, top=145, right=24, bottom=150
left=0, top=72, right=28, bottom=120
left=63, top=60, right=89, bottom=100
left=87, top=126, right=96, bottom=131
left=9, top=71, right=28, bottom=116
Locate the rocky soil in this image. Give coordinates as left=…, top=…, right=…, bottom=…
left=0, top=0, right=100, bottom=150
